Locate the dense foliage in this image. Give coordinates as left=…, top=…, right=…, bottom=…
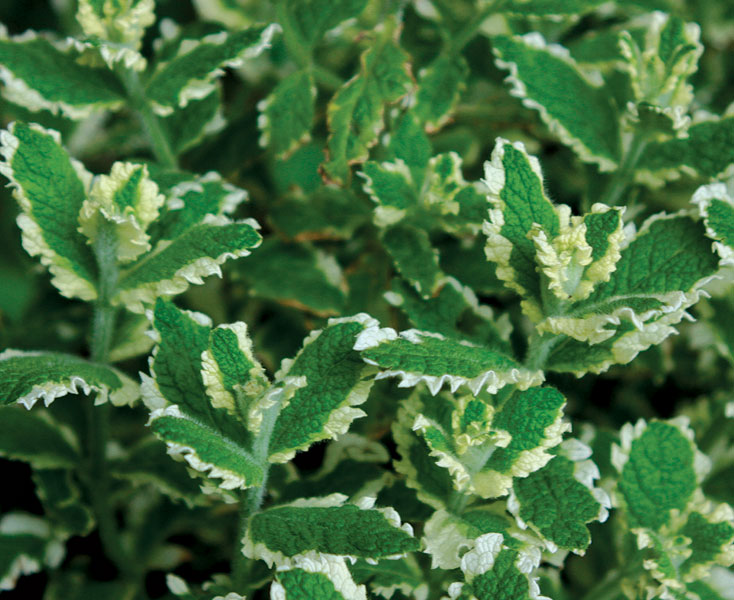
left=1, top=1, right=734, bottom=598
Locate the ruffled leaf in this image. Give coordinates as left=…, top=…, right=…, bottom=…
left=161, top=89, right=225, bottom=156
left=114, top=217, right=262, bottom=313
left=273, top=555, right=367, bottom=600
left=0, top=30, right=125, bottom=119
left=267, top=315, right=378, bottom=462
left=355, top=327, right=542, bottom=396
left=322, top=34, right=412, bottom=184
left=693, top=183, right=734, bottom=266
left=381, top=224, right=442, bottom=298
left=0, top=349, right=138, bottom=409
left=76, top=0, right=155, bottom=47
left=243, top=495, right=418, bottom=566
left=491, top=33, right=620, bottom=170
left=413, top=53, right=468, bottom=132
left=348, top=555, right=425, bottom=599
left=145, top=24, right=279, bottom=115
left=0, top=122, right=97, bottom=300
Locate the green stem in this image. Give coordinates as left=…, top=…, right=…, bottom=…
left=118, top=68, right=177, bottom=168
left=598, top=129, right=650, bottom=207
left=447, top=0, right=502, bottom=55
left=524, top=333, right=562, bottom=371
left=580, top=568, right=627, bottom=600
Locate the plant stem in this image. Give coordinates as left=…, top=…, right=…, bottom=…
left=598, top=129, right=650, bottom=207
left=580, top=568, right=627, bottom=600
left=524, top=333, right=562, bottom=371
left=118, top=68, right=177, bottom=168
left=447, top=0, right=502, bottom=55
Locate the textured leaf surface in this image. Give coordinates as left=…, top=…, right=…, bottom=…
left=322, top=36, right=412, bottom=183
left=115, top=219, right=261, bottom=312
left=259, top=69, right=316, bottom=157
left=161, top=89, right=224, bottom=155
left=0, top=350, right=138, bottom=409
left=284, top=0, right=368, bottom=47
left=413, top=54, right=468, bottom=132
left=146, top=25, right=278, bottom=114
left=693, top=183, right=734, bottom=266
left=639, top=116, right=734, bottom=183
left=0, top=406, right=79, bottom=468
left=492, top=33, right=620, bottom=169
left=245, top=498, right=418, bottom=564
left=381, top=225, right=442, bottom=298
left=616, top=420, right=697, bottom=530
left=268, top=315, right=377, bottom=462
left=273, top=555, right=367, bottom=600
left=0, top=122, right=97, bottom=300
left=356, top=327, right=541, bottom=396
left=0, top=33, right=124, bottom=118
left=511, top=455, right=603, bottom=552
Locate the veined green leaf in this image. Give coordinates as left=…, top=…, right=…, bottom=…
left=145, top=24, right=279, bottom=115
left=273, top=555, right=367, bottom=600
left=0, top=30, right=125, bottom=119
left=267, top=314, right=378, bottom=462
left=79, top=161, right=165, bottom=263
left=258, top=69, right=316, bottom=158
left=385, top=277, right=512, bottom=351
left=114, top=217, right=262, bottom=313
left=540, top=214, right=719, bottom=365
left=0, top=513, right=64, bottom=591
left=0, top=349, right=138, bottom=409
left=355, top=326, right=542, bottom=396
left=413, top=53, right=468, bottom=132
left=638, top=115, right=734, bottom=185
left=401, top=387, right=567, bottom=499
left=322, top=34, right=412, bottom=184
left=508, top=442, right=609, bottom=553
left=450, top=533, right=546, bottom=600
left=491, top=33, right=620, bottom=170
left=678, top=508, right=734, bottom=580
left=0, top=122, right=97, bottom=300
left=243, top=495, right=418, bottom=567
left=239, top=239, right=347, bottom=316
left=151, top=170, right=248, bottom=242
left=284, top=0, right=368, bottom=48
left=612, top=418, right=701, bottom=531
left=143, top=300, right=262, bottom=490
left=385, top=112, right=431, bottom=179
left=359, top=159, right=416, bottom=227
left=161, top=89, right=225, bottom=155
left=33, top=469, right=94, bottom=536
left=0, top=406, right=79, bottom=468
left=381, top=224, right=443, bottom=298
left=693, top=183, right=734, bottom=266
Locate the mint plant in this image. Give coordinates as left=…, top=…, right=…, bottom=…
left=1, top=1, right=733, bottom=599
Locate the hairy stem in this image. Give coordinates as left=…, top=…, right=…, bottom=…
left=524, top=333, right=562, bottom=371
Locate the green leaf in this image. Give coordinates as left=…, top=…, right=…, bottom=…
left=243, top=495, right=418, bottom=566
left=145, top=24, right=279, bottom=115
left=33, top=469, right=94, bottom=536
left=509, top=450, right=607, bottom=553
left=0, top=513, right=64, bottom=591
left=638, top=116, right=734, bottom=185
left=322, top=35, right=412, bottom=184
left=541, top=214, right=719, bottom=371
left=258, top=69, right=316, bottom=158
left=108, top=438, right=203, bottom=504
left=356, top=326, right=542, bottom=396
left=693, top=183, right=734, bottom=266
left=499, top=0, right=608, bottom=15
left=273, top=555, right=367, bottom=600
left=0, top=31, right=125, bottom=119
left=0, top=122, right=97, bottom=300
left=161, top=89, right=225, bottom=156
left=491, top=33, right=620, bottom=169
left=385, top=113, right=431, bottom=179
left=0, top=406, right=79, bottom=468
left=614, top=419, right=699, bottom=530
left=268, top=315, right=378, bottom=462
left=679, top=510, right=734, bottom=577
left=349, top=555, right=425, bottom=599
left=0, top=349, right=139, bottom=409
left=413, top=53, right=468, bottom=132
left=76, top=0, right=155, bottom=48
left=114, top=218, right=262, bottom=313
left=143, top=300, right=263, bottom=490
left=239, top=239, right=346, bottom=316
left=284, top=0, right=368, bottom=47
left=381, top=224, right=442, bottom=298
